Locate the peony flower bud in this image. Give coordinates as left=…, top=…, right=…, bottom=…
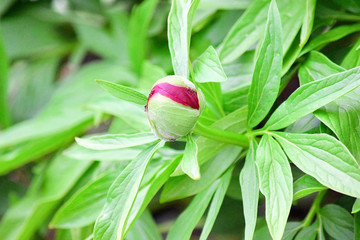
left=145, top=75, right=204, bottom=141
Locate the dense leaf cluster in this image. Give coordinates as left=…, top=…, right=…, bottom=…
left=1, top=0, right=360, bottom=240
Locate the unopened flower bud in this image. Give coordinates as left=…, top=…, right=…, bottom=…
left=145, top=75, right=204, bottom=141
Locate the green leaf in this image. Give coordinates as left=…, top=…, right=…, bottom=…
left=50, top=169, right=120, bottom=228
left=273, top=132, right=360, bottom=198
left=293, top=175, right=326, bottom=201
left=223, top=85, right=249, bottom=113
left=301, top=23, right=360, bottom=56
left=126, top=210, right=161, bottom=240
left=0, top=26, right=10, bottom=128
left=247, top=0, right=282, bottom=129
left=128, top=0, right=159, bottom=76
left=355, top=213, right=360, bottom=240
left=64, top=144, right=141, bottom=161
left=125, top=154, right=182, bottom=233
left=222, top=50, right=255, bottom=91
left=181, top=134, right=200, bottom=180
left=0, top=118, right=91, bottom=175
left=1, top=15, right=71, bottom=59
left=74, top=24, right=120, bottom=61
left=282, top=222, right=302, bottom=240
left=93, top=140, right=163, bottom=240
left=219, top=0, right=270, bottom=63
left=199, top=167, right=233, bottom=240
left=10, top=57, right=60, bottom=122
left=96, top=80, right=148, bottom=105
left=265, top=67, right=360, bottom=130
left=279, top=1, right=306, bottom=56
left=320, top=204, right=354, bottom=240
left=342, top=37, right=360, bottom=69
left=352, top=199, right=360, bottom=214
left=256, top=134, right=293, bottom=240
left=298, top=51, right=360, bottom=162
left=240, top=139, right=259, bottom=240
left=0, top=61, right=137, bottom=173
left=220, top=0, right=305, bottom=64
left=172, top=106, right=246, bottom=177
left=75, top=133, right=157, bottom=150
left=0, top=155, right=91, bottom=240
left=139, top=61, right=167, bottom=90
left=168, top=0, right=200, bottom=77
left=161, top=146, right=241, bottom=202
left=87, top=97, right=150, bottom=133
left=298, top=51, right=345, bottom=85
left=300, top=0, right=316, bottom=47
left=167, top=179, right=219, bottom=240
left=315, top=91, right=360, bottom=162
left=193, top=45, right=227, bottom=83
left=285, top=114, right=319, bottom=133
left=295, top=223, right=317, bottom=240
left=197, top=82, right=225, bottom=118
left=198, top=0, right=252, bottom=9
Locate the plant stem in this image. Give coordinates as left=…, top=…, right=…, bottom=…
left=246, top=129, right=269, bottom=137
left=193, top=122, right=249, bottom=148
left=302, top=190, right=327, bottom=228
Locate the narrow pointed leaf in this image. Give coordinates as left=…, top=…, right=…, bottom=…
left=168, top=0, right=200, bottom=77
left=240, top=138, right=259, bottom=240
left=181, top=134, right=200, bottom=180
left=0, top=156, right=91, bottom=240
left=96, top=80, right=148, bottom=105
left=293, top=175, right=326, bottom=201
left=256, top=134, right=293, bottom=240
left=298, top=52, right=360, bottom=162
left=128, top=0, right=159, bottom=76
left=301, top=23, right=360, bottom=56
left=273, top=132, right=360, bottom=198
left=265, top=67, right=360, bottom=130
left=75, top=133, right=158, bottom=150
left=352, top=199, right=360, bottom=214
left=247, top=0, right=282, bottom=129
left=193, top=45, right=227, bottom=83
left=93, top=140, right=163, bottom=240
left=167, top=180, right=219, bottom=240
left=126, top=210, right=161, bottom=240
left=298, top=51, right=345, bottom=85
left=161, top=146, right=241, bottom=202
left=51, top=169, right=121, bottom=228
left=125, top=155, right=182, bottom=233
left=199, top=167, right=233, bottom=240
left=299, top=0, right=316, bottom=47
left=341, top=37, right=360, bottom=69
left=219, top=0, right=270, bottom=63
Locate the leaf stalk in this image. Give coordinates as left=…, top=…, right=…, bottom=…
left=193, top=122, right=249, bottom=148
left=302, top=190, right=327, bottom=228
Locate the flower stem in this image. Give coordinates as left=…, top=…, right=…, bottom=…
left=302, top=190, right=327, bottom=228
left=193, top=122, right=249, bottom=148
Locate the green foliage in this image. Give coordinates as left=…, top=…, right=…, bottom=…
left=247, top=0, right=282, bottom=129
left=256, top=134, right=293, bottom=240
left=1, top=0, right=360, bottom=239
